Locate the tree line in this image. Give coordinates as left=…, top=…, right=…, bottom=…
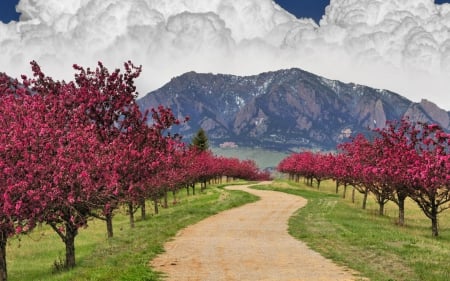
left=278, top=118, right=449, bottom=237
left=0, top=62, right=270, bottom=281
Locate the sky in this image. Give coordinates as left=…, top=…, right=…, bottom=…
left=1, top=0, right=450, bottom=110
left=0, top=0, right=328, bottom=24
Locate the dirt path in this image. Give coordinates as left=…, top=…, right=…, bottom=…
left=150, top=182, right=361, bottom=281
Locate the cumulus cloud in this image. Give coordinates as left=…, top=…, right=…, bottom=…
left=0, top=0, right=450, bottom=109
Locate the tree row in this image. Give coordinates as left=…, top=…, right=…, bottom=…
left=0, top=62, right=269, bottom=281
left=278, top=118, right=450, bottom=237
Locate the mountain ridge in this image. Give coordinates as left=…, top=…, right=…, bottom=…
left=137, top=68, right=450, bottom=152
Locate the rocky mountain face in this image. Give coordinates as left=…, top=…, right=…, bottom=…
left=137, top=68, right=450, bottom=152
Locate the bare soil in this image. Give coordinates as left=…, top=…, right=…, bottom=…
left=150, top=182, right=362, bottom=281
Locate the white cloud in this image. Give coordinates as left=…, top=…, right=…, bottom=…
left=1, top=0, right=450, bottom=110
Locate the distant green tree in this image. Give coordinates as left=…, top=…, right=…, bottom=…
left=191, top=128, right=209, bottom=151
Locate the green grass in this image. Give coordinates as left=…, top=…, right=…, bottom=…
left=253, top=180, right=450, bottom=281
left=6, top=182, right=258, bottom=281
left=8, top=179, right=450, bottom=281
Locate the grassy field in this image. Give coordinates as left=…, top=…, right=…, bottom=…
left=6, top=182, right=258, bottom=281
left=211, top=147, right=288, bottom=169
left=254, top=180, right=450, bottom=281
left=6, top=179, right=450, bottom=281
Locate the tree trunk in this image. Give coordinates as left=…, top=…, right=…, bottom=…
left=343, top=183, right=347, bottom=199
left=106, top=212, right=114, bottom=238
left=141, top=199, right=146, bottom=220
left=201, top=180, right=206, bottom=192
left=362, top=188, right=368, bottom=210
left=192, top=183, right=196, bottom=195
left=317, top=179, right=321, bottom=189
left=172, top=190, right=177, bottom=204
left=163, top=189, right=168, bottom=208
left=335, top=181, right=339, bottom=194
left=378, top=201, right=385, bottom=216
left=431, top=207, right=439, bottom=237
left=128, top=202, right=135, bottom=228
left=352, top=187, right=356, bottom=203
left=431, top=217, right=439, bottom=237
left=186, top=185, right=190, bottom=196
left=64, top=223, right=78, bottom=268
left=153, top=198, right=159, bottom=215
left=397, top=193, right=406, bottom=226
left=0, top=235, right=7, bottom=281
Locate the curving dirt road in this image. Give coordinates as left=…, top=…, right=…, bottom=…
left=150, top=182, right=361, bottom=281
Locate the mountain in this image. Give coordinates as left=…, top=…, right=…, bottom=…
left=137, top=68, right=450, bottom=152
